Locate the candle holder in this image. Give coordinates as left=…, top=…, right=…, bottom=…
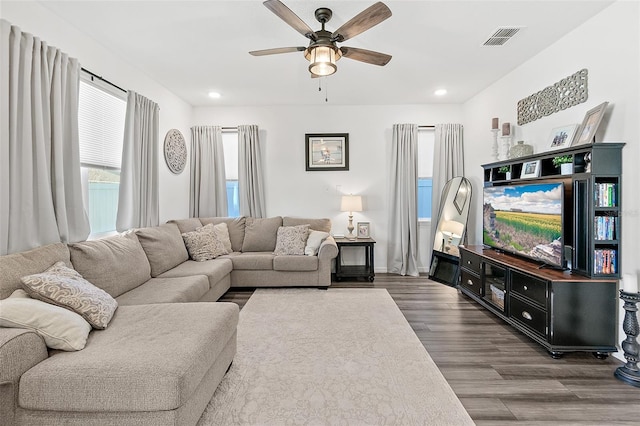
left=614, top=290, right=640, bottom=387
left=498, top=135, right=512, bottom=161
left=491, top=129, right=499, bottom=160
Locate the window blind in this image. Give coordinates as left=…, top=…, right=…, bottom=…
left=78, top=80, right=127, bottom=169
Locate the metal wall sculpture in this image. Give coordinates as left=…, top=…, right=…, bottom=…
left=163, top=129, right=187, bottom=174
left=517, top=69, right=588, bottom=125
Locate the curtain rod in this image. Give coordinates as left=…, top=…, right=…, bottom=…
left=418, top=125, right=435, bottom=129
left=81, top=67, right=127, bottom=94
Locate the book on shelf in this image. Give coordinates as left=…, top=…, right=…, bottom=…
left=594, top=249, right=617, bottom=275
left=594, top=183, right=617, bottom=207
left=594, top=216, right=616, bottom=240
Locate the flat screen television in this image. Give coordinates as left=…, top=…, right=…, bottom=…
left=483, top=182, right=564, bottom=267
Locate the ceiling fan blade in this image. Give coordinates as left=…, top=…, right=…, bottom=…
left=249, top=46, right=306, bottom=56
left=263, top=0, right=315, bottom=39
left=340, top=47, right=392, bottom=66
left=331, top=2, right=392, bottom=42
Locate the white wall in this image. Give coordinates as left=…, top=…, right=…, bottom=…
left=192, top=105, right=463, bottom=272
left=463, top=1, right=640, bottom=361
left=2, top=2, right=193, bottom=223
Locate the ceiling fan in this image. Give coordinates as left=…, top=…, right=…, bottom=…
left=249, top=0, right=392, bottom=77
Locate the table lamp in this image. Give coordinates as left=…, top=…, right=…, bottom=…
left=440, top=220, right=464, bottom=252
left=340, top=194, right=362, bottom=240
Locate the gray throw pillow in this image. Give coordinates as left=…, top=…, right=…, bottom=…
left=21, top=262, right=118, bottom=329
left=135, top=223, right=189, bottom=277
left=274, top=225, right=310, bottom=256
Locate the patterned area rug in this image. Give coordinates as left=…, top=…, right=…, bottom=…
left=199, top=288, right=473, bottom=425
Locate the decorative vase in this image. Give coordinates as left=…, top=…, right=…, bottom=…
left=509, top=140, right=533, bottom=159
left=560, top=163, right=573, bottom=175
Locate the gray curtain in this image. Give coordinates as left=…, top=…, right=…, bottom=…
left=387, top=124, right=419, bottom=276
left=0, top=20, right=90, bottom=255
left=238, top=124, right=266, bottom=218
left=189, top=125, right=228, bottom=217
left=116, top=91, right=159, bottom=232
left=430, top=123, right=465, bottom=250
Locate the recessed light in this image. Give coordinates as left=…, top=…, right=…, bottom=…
left=208, top=91, right=221, bottom=99
left=434, top=89, right=447, bottom=96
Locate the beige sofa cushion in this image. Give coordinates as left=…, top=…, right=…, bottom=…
left=0, top=289, right=91, bottom=351
left=68, top=233, right=151, bottom=297
left=159, top=258, right=233, bottom=289
left=169, top=218, right=204, bottom=233
left=115, top=276, right=210, bottom=306
left=283, top=217, right=331, bottom=233
left=273, top=255, right=319, bottom=272
left=0, top=242, right=70, bottom=300
left=241, top=216, right=282, bottom=252
left=18, top=303, right=239, bottom=412
left=200, top=217, right=246, bottom=252
left=21, top=262, right=118, bottom=329
left=135, top=223, right=189, bottom=277
left=227, top=253, right=274, bottom=270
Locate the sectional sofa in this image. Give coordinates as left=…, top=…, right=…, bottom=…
left=0, top=216, right=337, bottom=425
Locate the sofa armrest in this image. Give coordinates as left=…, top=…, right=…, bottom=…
left=0, top=329, right=48, bottom=425
left=318, top=236, right=338, bottom=262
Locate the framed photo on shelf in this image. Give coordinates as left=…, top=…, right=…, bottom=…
left=572, top=101, right=609, bottom=146
left=520, top=160, right=541, bottom=179
left=548, top=124, right=578, bottom=150
left=357, top=222, right=370, bottom=238
left=305, top=133, right=349, bottom=171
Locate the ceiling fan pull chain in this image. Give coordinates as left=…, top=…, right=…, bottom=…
left=325, top=77, right=329, bottom=103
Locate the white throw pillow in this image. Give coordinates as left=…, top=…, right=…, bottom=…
left=0, top=289, right=91, bottom=351
left=305, top=230, right=330, bottom=256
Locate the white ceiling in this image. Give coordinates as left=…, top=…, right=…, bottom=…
left=33, top=0, right=614, bottom=107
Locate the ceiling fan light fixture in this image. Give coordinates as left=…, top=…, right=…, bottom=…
left=308, top=45, right=339, bottom=77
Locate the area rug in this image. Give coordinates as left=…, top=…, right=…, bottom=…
left=198, top=288, right=473, bottom=425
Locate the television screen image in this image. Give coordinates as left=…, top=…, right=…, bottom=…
left=483, top=182, right=564, bottom=266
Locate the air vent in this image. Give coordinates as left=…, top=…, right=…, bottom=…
left=483, top=27, right=522, bottom=46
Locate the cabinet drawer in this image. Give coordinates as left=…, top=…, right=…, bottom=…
left=460, top=250, right=481, bottom=274
left=510, top=296, right=547, bottom=337
left=511, top=271, right=547, bottom=307
left=460, top=270, right=482, bottom=297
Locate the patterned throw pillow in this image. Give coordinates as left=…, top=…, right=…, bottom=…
left=182, top=223, right=229, bottom=262
left=21, top=262, right=118, bottom=329
left=274, top=225, right=310, bottom=256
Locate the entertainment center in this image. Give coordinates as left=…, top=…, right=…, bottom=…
left=460, top=143, right=624, bottom=358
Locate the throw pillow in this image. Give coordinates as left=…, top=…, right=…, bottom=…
left=242, top=216, right=283, bottom=252
left=305, top=230, right=330, bottom=256
left=274, top=225, right=310, bottom=256
left=182, top=224, right=229, bottom=262
left=21, top=262, right=118, bottom=329
left=0, top=289, right=91, bottom=351
left=213, top=222, right=233, bottom=253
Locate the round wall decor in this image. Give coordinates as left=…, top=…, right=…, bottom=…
left=163, top=129, right=187, bottom=174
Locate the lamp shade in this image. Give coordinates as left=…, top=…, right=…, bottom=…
left=341, top=195, right=363, bottom=212
left=440, top=220, right=464, bottom=238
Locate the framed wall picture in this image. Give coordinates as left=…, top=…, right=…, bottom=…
left=548, top=124, right=578, bottom=150
left=305, top=133, right=349, bottom=171
left=520, top=160, right=541, bottom=179
left=572, top=101, right=609, bottom=146
left=357, top=222, right=370, bottom=238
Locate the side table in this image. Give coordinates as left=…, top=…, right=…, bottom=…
left=333, top=237, right=375, bottom=282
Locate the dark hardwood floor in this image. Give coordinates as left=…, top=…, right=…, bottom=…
left=220, top=274, right=640, bottom=424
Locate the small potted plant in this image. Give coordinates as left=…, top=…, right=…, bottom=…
left=498, top=165, right=511, bottom=180
left=552, top=155, right=573, bottom=175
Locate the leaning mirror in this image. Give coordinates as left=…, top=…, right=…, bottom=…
left=428, top=177, right=472, bottom=286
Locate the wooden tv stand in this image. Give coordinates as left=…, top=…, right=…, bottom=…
left=459, top=245, right=617, bottom=359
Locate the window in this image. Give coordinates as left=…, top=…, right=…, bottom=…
left=222, top=131, right=240, bottom=217
left=417, top=129, right=435, bottom=219
left=78, top=76, right=127, bottom=236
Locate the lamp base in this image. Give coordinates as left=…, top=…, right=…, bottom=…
left=346, top=214, right=356, bottom=240
left=615, top=366, right=640, bottom=388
